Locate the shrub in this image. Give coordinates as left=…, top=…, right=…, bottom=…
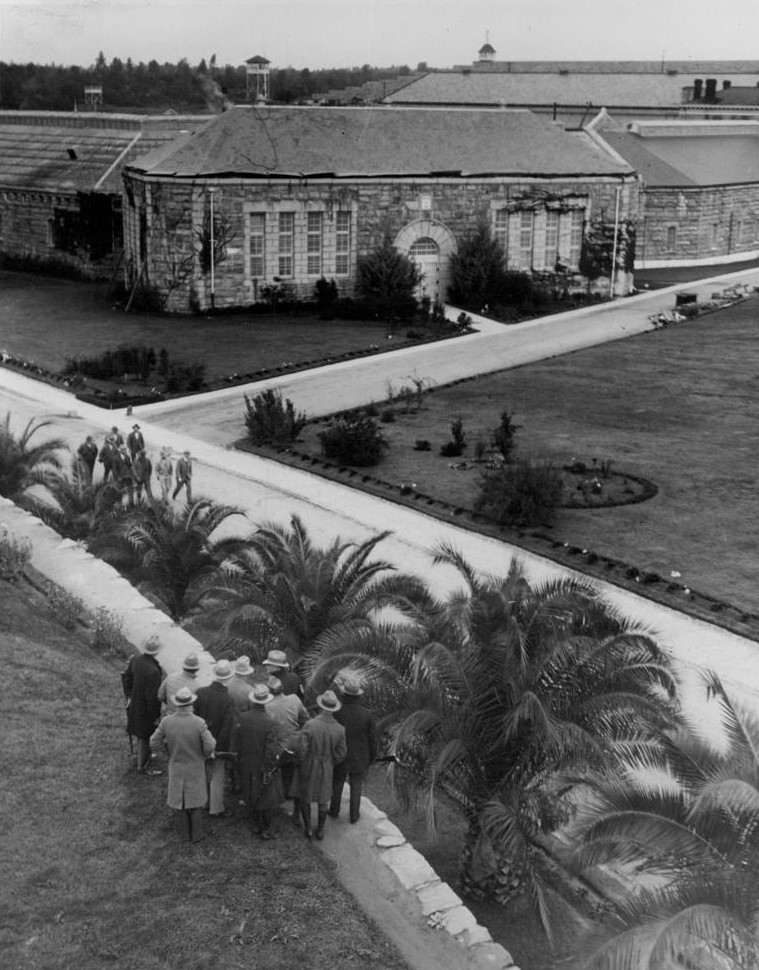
left=45, top=582, right=86, bottom=629
left=491, top=411, right=521, bottom=462
left=244, top=389, right=307, bottom=446
left=90, top=607, right=131, bottom=658
left=448, top=222, right=507, bottom=308
left=356, top=233, right=421, bottom=320
left=414, top=439, right=431, bottom=451
left=475, top=459, right=563, bottom=527
left=0, top=525, right=32, bottom=581
left=314, top=276, right=339, bottom=318
left=318, top=414, right=388, bottom=467
left=381, top=409, right=396, bottom=423
left=440, top=418, right=466, bottom=458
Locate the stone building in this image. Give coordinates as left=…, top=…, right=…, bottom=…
left=121, top=105, right=638, bottom=313
left=588, top=112, right=759, bottom=268
left=0, top=111, right=208, bottom=277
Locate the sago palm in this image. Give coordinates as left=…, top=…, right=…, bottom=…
left=0, top=412, right=67, bottom=500
left=568, top=676, right=759, bottom=970
left=308, top=543, right=679, bottom=945
left=199, top=513, right=431, bottom=665
left=90, top=497, right=248, bottom=621
left=26, top=462, right=122, bottom=541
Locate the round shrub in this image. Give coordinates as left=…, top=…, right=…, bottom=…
left=318, top=414, right=388, bottom=467
left=474, top=459, right=563, bottom=528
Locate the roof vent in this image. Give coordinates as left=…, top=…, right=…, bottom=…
left=66, top=148, right=78, bottom=160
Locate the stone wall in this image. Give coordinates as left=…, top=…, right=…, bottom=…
left=122, top=171, right=638, bottom=313
left=638, top=182, right=759, bottom=267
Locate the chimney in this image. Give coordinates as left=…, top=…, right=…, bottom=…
left=722, top=79, right=732, bottom=90
left=704, top=78, right=717, bottom=101
left=693, top=78, right=703, bottom=99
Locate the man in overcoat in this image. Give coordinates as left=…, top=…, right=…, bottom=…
left=329, top=673, right=378, bottom=824
left=76, top=435, right=98, bottom=481
left=262, top=649, right=303, bottom=699
left=233, top=683, right=282, bottom=839
left=193, top=660, right=237, bottom=817
left=266, top=675, right=308, bottom=810
left=290, top=690, right=347, bottom=840
left=158, top=652, right=201, bottom=714
left=150, top=686, right=216, bottom=843
left=121, top=638, right=163, bottom=773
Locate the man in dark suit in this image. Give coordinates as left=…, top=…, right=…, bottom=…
left=329, top=673, right=377, bottom=824
left=194, top=660, right=237, bottom=818
left=127, top=423, right=145, bottom=458
left=122, top=638, right=164, bottom=774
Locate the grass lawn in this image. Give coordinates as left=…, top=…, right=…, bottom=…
left=291, top=298, right=759, bottom=615
left=0, top=578, right=408, bottom=970
left=0, top=269, right=409, bottom=380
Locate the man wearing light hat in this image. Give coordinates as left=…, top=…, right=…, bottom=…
left=290, top=690, right=347, bottom=840
left=329, top=673, right=378, bottom=825
left=150, top=687, right=216, bottom=842
left=266, top=676, right=308, bottom=810
left=121, top=638, right=164, bottom=774
left=194, top=660, right=237, bottom=817
left=262, top=649, right=303, bottom=699
left=158, top=652, right=201, bottom=713
left=227, top=656, right=256, bottom=712
left=233, top=683, right=281, bottom=839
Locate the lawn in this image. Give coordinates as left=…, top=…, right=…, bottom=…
left=286, top=298, right=759, bottom=616
left=0, top=577, right=408, bottom=970
left=0, top=269, right=414, bottom=381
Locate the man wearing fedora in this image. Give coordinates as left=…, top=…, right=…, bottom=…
left=234, top=683, right=281, bottom=839
left=266, top=676, right=308, bottom=811
left=227, top=656, right=255, bottom=712
left=262, top=649, right=303, bottom=699
left=194, top=660, right=237, bottom=818
left=121, top=638, right=164, bottom=774
left=329, top=673, right=378, bottom=825
left=127, top=423, right=145, bottom=459
left=290, top=690, right=347, bottom=840
left=150, top=687, right=216, bottom=843
left=158, top=652, right=201, bottom=714
left=155, top=447, right=173, bottom=502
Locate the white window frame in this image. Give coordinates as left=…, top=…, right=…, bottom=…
left=307, top=211, right=323, bottom=276
left=249, top=212, right=265, bottom=277
left=278, top=211, right=294, bottom=277
left=335, top=210, right=351, bottom=276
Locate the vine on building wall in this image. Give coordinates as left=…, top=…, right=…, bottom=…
left=196, top=206, right=236, bottom=275
left=579, top=217, right=636, bottom=284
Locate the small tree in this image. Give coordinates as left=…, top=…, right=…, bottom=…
left=314, top=276, right=339, bottom=318
left=319, top=414, right=388, bottom=466
left=440, top=417, right=467, bottom=457
left=447, top=222, right=506, bottom=308
left=491, top=410, right=521, bottom=462
left=244, top=389, right=307, bottom=446
left=356, top=234, right=421, bottom=319
left=475, top=458, right=563, bottom=527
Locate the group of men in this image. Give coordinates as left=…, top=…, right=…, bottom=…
left=122, top=644, right=378, bottom=844
left=76, top=423, right=194, bottom=505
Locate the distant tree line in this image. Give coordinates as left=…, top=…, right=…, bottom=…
left=0, top=53, right=413, bottom=111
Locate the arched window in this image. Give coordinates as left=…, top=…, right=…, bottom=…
left=410, top=237, right=439, bottom=256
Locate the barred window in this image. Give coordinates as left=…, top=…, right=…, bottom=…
left=250, top=213, right=265, bottom=277
left=307, top=211, right=323, bottom=275
left=544, top=210, right=559, bottom=268
left=518, top=211, right=534, bottom=269
left=568, top=210, right=584, bottom=268
left=335, top=211, right=351, bottom=276
left=278, top=211, right=294, bottom=277
left=494, top=209, right=508, bottom=253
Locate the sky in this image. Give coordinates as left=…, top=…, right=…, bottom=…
left=1, top=0, right=758, bottom=70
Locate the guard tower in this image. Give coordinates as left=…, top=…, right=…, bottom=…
left=245, top=56, right=271, bottom=101
left=84, top=84, right=103, bottom=110
left=478, top=34, right=496, bottom=63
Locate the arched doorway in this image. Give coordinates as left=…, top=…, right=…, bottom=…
left=409, top=237, right=440, bottom=303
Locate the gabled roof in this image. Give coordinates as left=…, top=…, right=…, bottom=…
left=457, top=60, right=759, bottom=75
left=246, top=55, right=270, bottom=65
left=125, top=105, right=632, bottom=179
left=716, top=87, right=759, bottom=106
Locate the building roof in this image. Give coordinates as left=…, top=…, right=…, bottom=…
left=716, top=86, right=759, bottom=106
left=383, top=70, right=699, bottom=108
left=0, top=118, right=208, bottom=193
left=591, top=117, right=759, bottom=187
left=125, top=105, right=632, bottom=180
left=456, top=60, right=759, bottom=75
left=246, top=56, right=270, bottom=65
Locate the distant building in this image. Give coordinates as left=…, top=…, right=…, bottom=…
left=0, top=111, right=208, bottom=277
left=588, top=111, right=759, bottom=268
left=121, top=105, right=637, bottom=313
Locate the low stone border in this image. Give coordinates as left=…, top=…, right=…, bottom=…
left=1, top=493, right=516, bottom=969
left=358, top=804, right=521, bottom=970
